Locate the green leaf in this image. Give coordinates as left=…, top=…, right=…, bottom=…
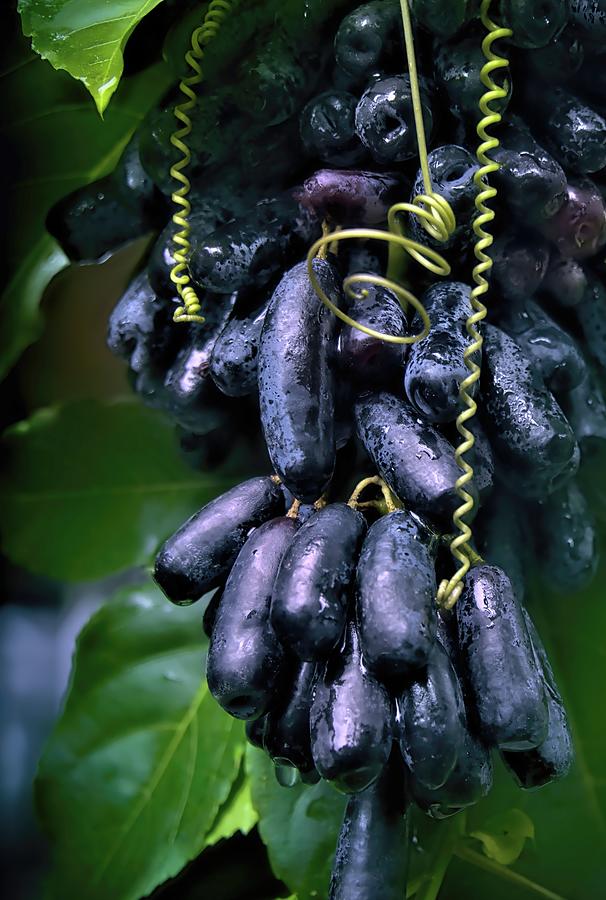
left=410, top=815, right=466, bottom=900
left=469, top=809, right=535, bottom=867
left=247, top=746, right=346, bottom=899
left=0, top=398, right=246, bottom=581
left=205, top=766, right=258, bottom=847
left=18, top=0, right=166, bottom=114
left=0, top=236, right=69, bottom=378
left=36, top=581, right=246, bottom=900
left=0, top=15, right=172, bottom=379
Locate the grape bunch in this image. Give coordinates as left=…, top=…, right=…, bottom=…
left=48, top=0, right=606, bottom=895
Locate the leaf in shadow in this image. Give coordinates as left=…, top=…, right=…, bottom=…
left=0, top=398, right=249, bottom=581
left=0, top=7, right=171, bottom=379
left=247, top=746, right=346, bottom=900
left=36, top=581, right=245, bottom=900
left=469, top=808, right=534, bottom=866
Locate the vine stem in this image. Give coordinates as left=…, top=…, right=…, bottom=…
left=455, top=845, right=567, bottom=900
left=347, top=476, right=399, bottom=514
left=414, top=815, right=466, bottom=900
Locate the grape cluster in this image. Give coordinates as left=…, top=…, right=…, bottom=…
left=48, top=1, right=606, bottom=895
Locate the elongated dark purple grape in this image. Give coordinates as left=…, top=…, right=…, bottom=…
left=539, top=180, right=606, bottom=260
left=271, top=503, right=366, bottom=660
left=189, top=193, right=320, bottom=294
left=467, top=420, right=494, bottom=502
left=498, top=300, right=586, bottom=394
left=481, top=325, right=579, bottom=497
left=410, top=0, right=470, bottom=39
left=355, top=75, right=433, bottom=164
left=409, top=730, right=493, bottom=819
left=501, top=609, right=573, bottom=789
left=258, top=258, right=341, bottom=502
left=154, top=476, right=284, bottom=604
left=575, top=273, right=606, bottom=368
left=490, top=230, right=550, bottom=303
left=210, top=300, right=268, bottom=397
left=435, top=31, right=511, bottom=121
left=492, top=115, right=566, bottom=224
left=457, top=565, right=548, bottom=750
left=528, top=87, right=606, bottom=175
left=532, top=480, right=598, bottom=593
left=263, top=660, right=317, bottom=777
left=560, top=364, right=606, bottom=453
left=334, top=1, right=401, bottom=80
left=497, top=0, right=568, bottom=48
left=231, top=30, right=323, bottom=127
left=405, top=282, right=477, bottom=423
left=296, top=169, right=401, bottom=225
left=329, top=754, right=409, bottom=900
left=408, top=146, right=479, bottom=250
left=540, top=253, right=587, bottom=308
left=299, top=91, right=366, bottom=166
left=338, top=286, right=407, bottom=390
left=157, top=292, right=237, bottom=432
left=148, top=200, right=233, bottom=298
left=107, top=271, right=178, bottom=375
left=476, top=489, right=527, bottom=604
left=47, top=135, right=164, bottom=262
left=398, top=640, right=467, bottom=790
left=206, top=516, right=298, bottom=719
left=355, top=391, right=469, bottom=524
left=310, top=621, right=392, bottom=793
left=356, top=510, right=438, bottom=678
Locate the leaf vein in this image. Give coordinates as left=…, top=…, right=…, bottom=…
left=90, top=678, right=209, bottom=886
left=48, top=14, right=139, bottom=42
left=72, top=643, right=205, bottom=701
left=168, top=712, right=199, bottom=846
left=72, top=721, right=178, bottom=763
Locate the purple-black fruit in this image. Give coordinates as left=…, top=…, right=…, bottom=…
left=154, top=476, right=284, bottom=604
left=206, top=517, right=298, bottom=719
left=258, top=258, right=341, bottom=502
left=355, top=391, right=473, bottom=524
left=310, top=621, right=392, bottom=793
left=356, top=509, right=438, bottom=678
left=457, top=565, right=548, bottom=750
left=271, top=503, right=366, bottom=660
left=399, top=639, right=467, bottom=789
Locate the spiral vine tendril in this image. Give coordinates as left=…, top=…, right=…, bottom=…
left=170, top=0, right=235, bottom=324
left=437, top=0, right=512, bottom=610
